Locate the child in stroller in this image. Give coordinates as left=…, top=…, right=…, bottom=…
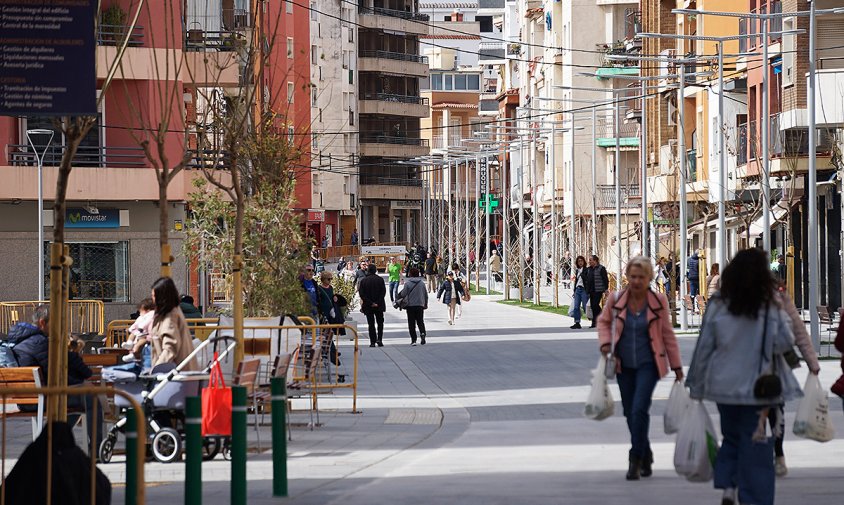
left=99, top=335, right=236, bottom=464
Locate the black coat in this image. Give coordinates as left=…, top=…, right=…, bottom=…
left=7, top=323, right=92, bottom=385
left=1, top=421, right=111, bottom=505
left=358, top=273, right=387, bottom=314
left=585, top=265, right=609, bottom=294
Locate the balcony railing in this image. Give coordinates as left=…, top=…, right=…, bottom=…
left=596, top=118, right=640, bottom=139
left=358, top=6, right=430, bottom=21
left=359, top=50, right=428, bottom=64
left=360, top=176, right=423, bottom=187
left=184, top=30, right=246, bottom=52
left=598, top=42, right=639, bottom=67
left=478, top=43, right=506, bottom=61
left=361, top=93, right=429, bottom=105
left=186, top=149, right=231, bottom=170
left=595, top=184, right=640, bottom=210
left=7, top=144, right=146, bottom=168
left=360, top=135, right=429, bottom=146
left=97, top=24, right=144, bottom=47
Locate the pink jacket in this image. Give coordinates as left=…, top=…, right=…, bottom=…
left=597, top=289, right=683, bottom=378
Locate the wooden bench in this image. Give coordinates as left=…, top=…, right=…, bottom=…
left=0, top=367, right=43, bottom=440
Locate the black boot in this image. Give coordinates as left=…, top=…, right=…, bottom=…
left=640, top=452, right=653, bottom=477
left=626, top=456, right=641, bottom=481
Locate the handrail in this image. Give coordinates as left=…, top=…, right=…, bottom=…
left=359, top=50, right=428, bottom=64
left=358, top=6, right=430, bottom=21
left=361, top=93, right=429, bottom=105
left=97, top=24, right=145, bottom=47
left=359, top=135, right=430, bottom=146
left=7, top=144, right=146, bottom=168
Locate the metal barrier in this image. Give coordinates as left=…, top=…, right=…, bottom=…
left=104, top=319, right=360, bottom=412
left=0, top=300, right=105, bottom=335
left=0, top=385, right=146, bottom=505
left=106, top=318, right=219, bottom=347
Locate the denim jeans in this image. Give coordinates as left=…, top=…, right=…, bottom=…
left=715, top=404, right=775, bottom=505
left=616, top=363, right=660, bottom=460
left=571, top=286, right=589, bottom=323
left=389, top=281, right=400, bottom=302
left=689, top=278, right=699, bottom=298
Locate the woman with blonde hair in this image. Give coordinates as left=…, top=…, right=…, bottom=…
left=597, top=256, right=683, bottom=480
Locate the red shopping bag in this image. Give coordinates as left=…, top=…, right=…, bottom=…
left=202, top=353, right=232, bottom=436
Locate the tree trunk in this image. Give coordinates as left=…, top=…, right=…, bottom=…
left=159, top=171, right=172, bottom=278
left=232, top=157, right=245, bottom=367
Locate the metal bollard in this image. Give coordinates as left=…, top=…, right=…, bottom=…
left=125, top=408, right=138, bottom=505
left=271, top=377, right=288, bottom=497
left=185, top=396, right=202, bottom=505
left=231, top=385, right=247, bottom=505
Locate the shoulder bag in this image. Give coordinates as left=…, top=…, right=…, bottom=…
left=395, top=281, right=419, bottom=311
left=753, top=304, right=782, bottom=400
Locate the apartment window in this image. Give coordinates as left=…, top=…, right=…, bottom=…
left=444, top=74, right=453, bottom=89
left=311, top=44, right=318, bottom=63
left=455, top=74, right=467, bottom=90
left=343, top=175, right=349, bottom=193
left=431, top=73, right=442, bottom=90
left=349, top=107, right=355, bottom=126
left=429, top=73, right=480, bottom=91
left=287, top=82, right=294, bottom=103
left=287, top=37, right=294, bottom=58
left=310, top=2, right=317, bottom=20
left=312, top=133, right=319, bottom=148
left=348, top=26, right=354, bottom=43
left=477, top=16, right=493, bottom=33
left=311, top=86, right=318, bottom=106
left=781, top=17, right=795, bottom=87
left=312, top=173, right=319, bottom=189
left=286, top=0, right=292, bottom=14
left=467, top=74, right=480, bottom=90
left=288, top=126, right=295, bottom=143
left=44, top=242, right=130, bottom=302
left=22, top=91, right=104, bottom=167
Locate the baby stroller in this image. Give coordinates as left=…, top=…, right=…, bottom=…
left=98, top=335, right=237, bottom=464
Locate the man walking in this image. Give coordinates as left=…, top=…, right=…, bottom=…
left=687, top=250, right=700, bottom=298
left=387, top=256, right=402, bottom=303
left=396, top=267, right=428, bottom=345
left=424, top=252, right=438, bottom=293
left=358, top=264, right=386, bottom=347
left=585, top=255, right=609, bottom=328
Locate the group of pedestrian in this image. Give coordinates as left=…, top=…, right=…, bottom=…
left=569, top=255, right=609, bottom=330
left=596, top=248, right=818, bottom=505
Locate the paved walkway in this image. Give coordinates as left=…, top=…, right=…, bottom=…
left=6, top=281, right=843, bottom=503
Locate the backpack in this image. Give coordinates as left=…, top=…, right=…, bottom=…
left=0, top=338, right=19, bottom=367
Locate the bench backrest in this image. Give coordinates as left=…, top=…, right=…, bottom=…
left=0, top=367, right=41, bottom=405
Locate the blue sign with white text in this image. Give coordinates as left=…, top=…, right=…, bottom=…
left=66, top=208, right=120, bottom=228
left=0, top=0, right=97, bottom=115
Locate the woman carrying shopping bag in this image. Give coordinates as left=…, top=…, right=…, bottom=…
left=597, top=256, right=684, bottom=481
left=686, top=248, right=802, bottom=505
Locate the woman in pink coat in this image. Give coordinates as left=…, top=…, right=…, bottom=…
left=598, top=256, right=684, bottom=480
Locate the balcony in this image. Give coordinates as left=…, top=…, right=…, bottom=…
left=596, top=41, right=640, bottom=78
left=478, top=42, right=507, bottom=63
left=359, top=176, right=423, bottom=200
left=595, top=184, right=640, bottom=210
left=359, top=50, right=429, bottom=77
left=358, top=6, right=430, bottom=36
left=7, top=144, right=145, bottom=168
left=359, top=135, right=430, bottom=158
left=97, top=24, right=144, bottom=47
left=359, top=94, right=430, bottom=117
left=595, top=119, right=640, bottom=148
left=184, top=9, right=251, bottom=52
left=360, top=176, right=423, bottom=187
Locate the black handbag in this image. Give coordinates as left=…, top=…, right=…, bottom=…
left=753, top=304, right=783, bottom=400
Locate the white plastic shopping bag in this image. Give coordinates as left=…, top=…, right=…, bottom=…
left=793, top=374, right=835, bottom=442
left=583, top=355, right=615, bottom=421
left=664, top=381, right=691, bottom=435
left=673, top=401, right=719, bottom=482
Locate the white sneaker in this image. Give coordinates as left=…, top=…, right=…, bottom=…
left=122, top=353, right=136, bottom=363
left=775, top=456, right=788, bottom=477
left=121, top=340, right=134, bottom=349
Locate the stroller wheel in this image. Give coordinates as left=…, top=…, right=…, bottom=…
left=151, top=427, right=182, bottom=463
left=222, top=439, right=232, bottom=461
left=202, top=436, right=222, bottom=461
left=98, top=435, right=116, bottom=464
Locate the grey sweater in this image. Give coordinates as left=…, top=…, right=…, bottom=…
left=397, top=277, right=428, bottom=308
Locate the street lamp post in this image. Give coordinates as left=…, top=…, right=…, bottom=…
left=26, top=128, right=54, bottom=302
